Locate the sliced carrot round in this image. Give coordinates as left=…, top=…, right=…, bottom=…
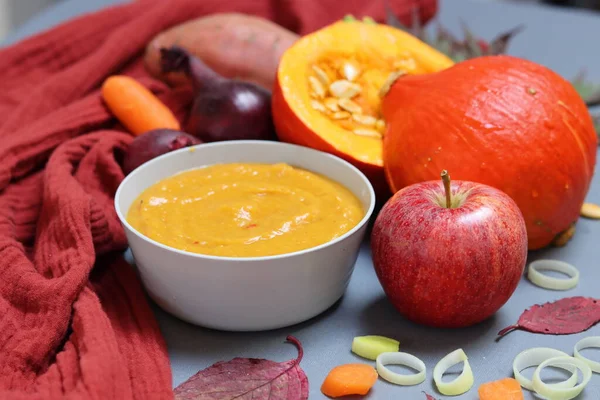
left=478, top=378, right=525, bottom=400
left=321, top=363, right=378, bottom=398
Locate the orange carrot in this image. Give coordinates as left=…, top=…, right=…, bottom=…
left=321, top=363, right=378, bottom=398
left=478, top=378, right=524, bottom=400
left=101, top=75, right=180, bottom=136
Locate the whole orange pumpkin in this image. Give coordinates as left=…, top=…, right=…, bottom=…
left=382, top=55, right=597, bottom=250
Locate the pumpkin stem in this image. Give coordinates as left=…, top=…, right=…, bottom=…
left=441, top=170, right=452, bottom=209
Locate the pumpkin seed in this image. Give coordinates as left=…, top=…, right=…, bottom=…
left=310, top=99, right=327, bottom=113
left=342, top=62, right=361, bottom=81
left=379, top=71, right=406, bottom=97
left=581, top=202, right=600, bottom=219
left=324, top=97, right=340, bottom=112
left=353, top=128, right=382, bottom=138
left=375, top=119, right=386, bottom=133
left=329, top=80, right=361, bottom=99
left=338, top=98, right=362, bottom=114
left=352, top=114, right=376, bottom=126
left=309, top=76, right=326, bottom=98
left=393, top=58, right=416, bottom=71
left=312, top=65, right=330, bottom=85
left=331, top=111, right=351, bottom=120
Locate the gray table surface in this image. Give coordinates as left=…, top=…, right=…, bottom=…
left=4, top=0, right=600, bottom=398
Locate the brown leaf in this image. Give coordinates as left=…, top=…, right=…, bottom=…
left=496, top=297, right=600, bottom=340
left=174, top=336, right=308, bottom=399
left=487, top=24, right=525, bottom=55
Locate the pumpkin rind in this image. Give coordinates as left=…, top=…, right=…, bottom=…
left=272, top=20, right=454, bottom=199
left=382, top=55, right=597, bottom=250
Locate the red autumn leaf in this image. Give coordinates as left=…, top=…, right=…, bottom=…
left=173, top=335, right=308, bottom=400
left=497, top=296, right=600, bottom=339
left=423, top=391, right=438, bottom=400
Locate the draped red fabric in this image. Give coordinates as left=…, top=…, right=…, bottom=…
left=0, top=0, right=436, bottom=398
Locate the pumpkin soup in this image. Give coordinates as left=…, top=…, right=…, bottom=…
left=126, top=163, right=364, bottom=257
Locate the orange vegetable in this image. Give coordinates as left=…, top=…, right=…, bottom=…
left=144, top=13, right=299, bottom=91
left=381, top=55, right=597, bottom=250
left=101, top=75, right=180, bottom=136
left=321, top=363, right=378, bottom=398
left=478, top=378, right=524, bottom=400
left=272, top=19, right=453, bottom=201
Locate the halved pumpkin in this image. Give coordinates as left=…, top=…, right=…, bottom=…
left=272, top=19, right=454, bottom=199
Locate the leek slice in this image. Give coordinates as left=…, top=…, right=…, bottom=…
left=512, top=347, right=578, bottom=392
left=375, top=352, right=426, bottom=386
left=433, top=348, right=474, bottom=396
left=352, top=335, right=400, bottom=360
left=532, top=356, right=592, bottom=400
left=527, top=259, right=579, bottom=291
left=574, top=336, right=600, bottom=373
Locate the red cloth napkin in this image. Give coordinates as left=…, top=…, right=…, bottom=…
left=0, top=0, right=437, bottom=398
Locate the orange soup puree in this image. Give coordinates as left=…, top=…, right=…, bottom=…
left=126, top=163, right=364, bottom=257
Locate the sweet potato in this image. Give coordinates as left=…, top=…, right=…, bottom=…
left=144, top=13, right=298, bottom=91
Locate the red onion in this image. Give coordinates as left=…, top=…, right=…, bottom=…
left=160, top=46, right=276, bottom=143
left=123, top=128, right=201, bottom=175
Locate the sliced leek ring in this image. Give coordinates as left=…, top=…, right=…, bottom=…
left=512, top=347, right=578, bottom=392
left=375, top=352, right=426, bottom=386
left=527, top=260, right=579, bottom=291
left=433, top=348, right=474, bottom=396
left=352, top=335, right=400, bottom=360
left=532, top=356, right=592, bottom=400
left=574, top=336, right=600, bottom=373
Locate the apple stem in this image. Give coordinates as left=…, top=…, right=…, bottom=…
left=441, top=170, right=452, bottom=208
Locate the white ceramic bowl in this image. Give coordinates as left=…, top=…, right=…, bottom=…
left=114, top=140, right=375, bottom=331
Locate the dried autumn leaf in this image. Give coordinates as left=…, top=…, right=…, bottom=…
left=384, top=5, right=599, bottom=143
left=496, top=297, right=600, bottom=340
left=423, top=391, right=439, bottom=400
left=486, top=25, right=525, bottom=55
left=174, top=336, right=308, bottom=400
left=460, top=20, right=482, bottom=59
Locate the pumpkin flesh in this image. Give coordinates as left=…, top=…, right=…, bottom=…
left=272, top=20, right=454, bottom=197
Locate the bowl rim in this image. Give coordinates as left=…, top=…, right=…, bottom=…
left=114, top=140, right=376, bottom=262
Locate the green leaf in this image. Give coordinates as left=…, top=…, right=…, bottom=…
left=343, top=14, right=357, bottom=22
left=460, top=21, right=482, bottom=58
left=362, top=16, right=376, bottom=25
left=572, top=71, right=600, bottom=107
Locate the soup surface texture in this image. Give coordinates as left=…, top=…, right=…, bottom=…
left=126, top=163, right=364, bottom=257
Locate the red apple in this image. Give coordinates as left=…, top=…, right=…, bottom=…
left=371, top=170, right=528, bottom=328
